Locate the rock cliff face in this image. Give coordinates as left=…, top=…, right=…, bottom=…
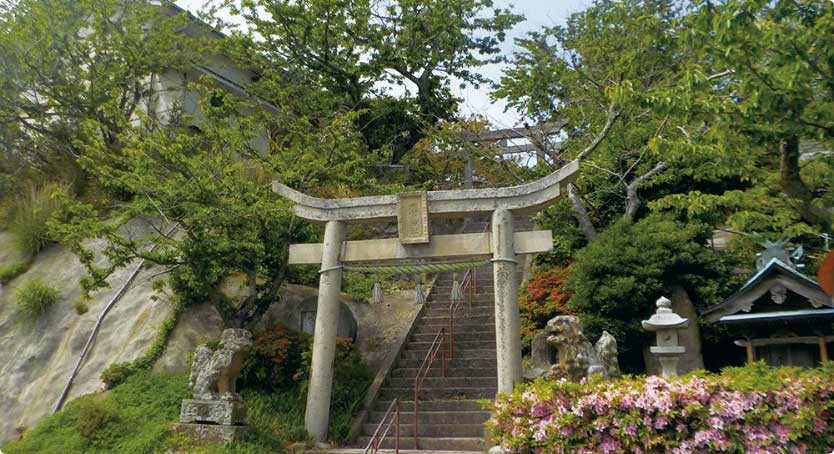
left=0, top=231, right=420, bottom=443
left=0, top=232, right=177, bottom=443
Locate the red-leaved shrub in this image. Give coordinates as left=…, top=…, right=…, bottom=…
left=519, top=267, right=573, bottom=349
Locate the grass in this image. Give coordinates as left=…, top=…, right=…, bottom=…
left=0, top=259, right=32, bottom=284
left=3, top=366, right=369, bottom=454
left=16, top=279, right=60, bottom=323
left=8, top=181, right=70, bottom=256
left=2, top=371, right=188, bottom=454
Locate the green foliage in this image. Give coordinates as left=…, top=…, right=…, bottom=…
left=0, top=259, right=31, bottom=284
left=228, top=0, right=523, bottom=129
left=74, top=300, right=89, bottom=315
left=497, top=0, right=833, bottom=276
left=3, top=371, right=189, bottom=454
left=100, top=363, right=136, bottom=390
left=518, top=267, right=572, bottom=350
left=73, top=398, right=120, bottom=442
left=534, top=200, right=589, bottom=267
left=0, top=0, right=208, bottom=181
left=342, top=272, right=376, bottom=302
left=285, top=264, right=320, bottom=287
left=8, top=182, right=71, bottom=256
left=15, top=279, right=60, bottom=323
left=566, top=214, right=731, bottom=372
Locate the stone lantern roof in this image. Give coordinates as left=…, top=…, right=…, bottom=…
left=642, top=297, right=689, bottom=331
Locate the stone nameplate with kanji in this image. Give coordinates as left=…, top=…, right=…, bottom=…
left=397, top=191, right=429, bottom=244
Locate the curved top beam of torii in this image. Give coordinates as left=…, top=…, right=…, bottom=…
left=272, top=160, right=579, bottom=223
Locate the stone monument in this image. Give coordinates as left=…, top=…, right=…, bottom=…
left=526, top=315, right=620, bottom=381
left=175, top=328, right=253, bottom=442
left=642, top=296, right=688, bottom=378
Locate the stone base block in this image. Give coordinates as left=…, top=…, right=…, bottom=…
left=180, top=399, right=247, bottom=425
left=173, top=423, right=249, bottom=444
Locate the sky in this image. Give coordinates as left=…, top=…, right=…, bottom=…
left=174, top=0, right=590, bottom=128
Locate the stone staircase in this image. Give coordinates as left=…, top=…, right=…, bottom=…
left=354, top=265, right=497, bottom=452
left=353, top=214, right=532, bottom=453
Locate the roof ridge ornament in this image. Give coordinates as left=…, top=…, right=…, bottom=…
left=756, top=239, right=805, bottom=271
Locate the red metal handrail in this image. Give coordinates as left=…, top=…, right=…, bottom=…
left=413, top=328, right=446, bottom=449
left=363, top=398, right=400, bottom=454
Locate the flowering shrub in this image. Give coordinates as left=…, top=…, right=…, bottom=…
left=487, top=363, right=834, bottom=453
left=519, top=267, right=572, bottom=349
left=239, top=326, right=311, bottom=390
left=239, top=329, right=370, bottom=441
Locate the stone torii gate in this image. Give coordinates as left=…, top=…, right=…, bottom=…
left=272, top=160, right=579, bottom=443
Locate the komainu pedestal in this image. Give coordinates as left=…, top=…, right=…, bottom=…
left=175, top=328, right=253, bottom=443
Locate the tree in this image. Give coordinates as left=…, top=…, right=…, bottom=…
left=680, top=0, right=834, bottom=231
left=0, top=0, right=207, bottom=185
left=497, top=0, right=834, bottom=371
left=223, top=0, right=522, bottom=163
left=51, top=91, right=370, bottom=327
left=0, top=0, right=378, bottom=328
left=495, top=0, right=728, bottom=238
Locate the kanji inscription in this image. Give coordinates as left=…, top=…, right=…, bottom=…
left=397, top=191, right=429, bottom=244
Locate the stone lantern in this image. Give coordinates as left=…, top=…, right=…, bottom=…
left=642, top=296, right=689, bottom=378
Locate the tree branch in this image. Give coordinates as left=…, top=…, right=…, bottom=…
left=624, top=162, right=668, bottom=218
left=568, top=183, right=597, bottom=240
left=576, top=103, right=621, bottom=161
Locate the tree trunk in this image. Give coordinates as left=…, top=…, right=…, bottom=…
left=779, top=136, right=831, bottom=228
left=780, top=136, right=812, bottom=202
left=568, top=183, right=597, bottom=240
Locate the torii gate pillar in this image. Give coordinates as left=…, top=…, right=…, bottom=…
left=492, top=209, right=523, bottom=393
left=304, top=220, right=345, bottom=444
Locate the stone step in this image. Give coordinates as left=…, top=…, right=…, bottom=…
left=415, top=322, right=495, bottom=333
left=410, top=332, right=495, bottom=343
left=404, top=340, right=494, bottom=351
left=424, top=301, right=495, bottom=310
left=354, top=436, right=486, bottom=452
left=394, top=356, right=498, bottom=376
left=431, top=286, right=495, bottom=295
left=412, top=324, right=495, bottom=336
left=362, top=423, right=485, bottom=438
left=367, top=410, right=491, bottom=425
left=423, top=301, right=495, bottom=319
left=379, top=386, right=496, bottom=400
left=420, top=315, right=494, bottom=326
left=385, top=376, right=497, bottom=389
left=428, top=288, right=495, bottom=304
left=400, top=348, right=496, bottom=360
left=433, top=272, right=494, bottom=280
left=372, top=400, right=486, bottom=413
left=388, top=367, right=496, bottom=379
